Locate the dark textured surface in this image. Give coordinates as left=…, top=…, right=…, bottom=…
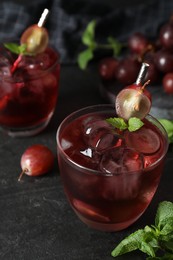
left=0, top=65, right=173, bottom=260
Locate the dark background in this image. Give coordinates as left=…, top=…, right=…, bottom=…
left=0, top=0, right=172, bottom=64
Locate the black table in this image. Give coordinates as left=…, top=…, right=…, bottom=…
left=0, top=65, right=173, bottom=260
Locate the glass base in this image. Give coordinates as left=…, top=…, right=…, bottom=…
left=74, top=209, right=142, bottom=232
left=0, top=116, right=52, bottom=137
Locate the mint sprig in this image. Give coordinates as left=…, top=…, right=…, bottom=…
left=111, top=201, right=173, bottom=259
left=4, top=43, right=29, bottom=55
left=158, top=119, right=173, bottom=144
left=77, top=20, right=122, bottom=70
left=106, top=117, right=144, bottom=132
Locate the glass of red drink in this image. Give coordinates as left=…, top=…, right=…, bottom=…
left=0, top=43, right=60, bottom=137
left=56, top=104, right=168, bottom=232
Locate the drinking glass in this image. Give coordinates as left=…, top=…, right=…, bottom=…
left=56, top=104, right=168, bottom=232
left=0, top=43, right=60, bottom=137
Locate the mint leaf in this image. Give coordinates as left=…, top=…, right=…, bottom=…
left=158, top=119, right=173, bottom=144
left=155, top=201, right=173, bottom=232
left=106, top=117, right=128, bottom=131
left=78, top=20, right=122, bottom=70
left=139, top=240, right=156, bottom=257
left=77, top=48, right=94, bottom=70
left=111, top=227, right=157, bottom=257
left=111, top=229, right=145, bottom=257
left=106, top=117, right=144, bottom=132
left=111, top=201, right=173, bottom=259
left=160, top=219, right=173, bottom=237
left=81, top=20, right=96, bottom=47
left=4, top=43, right=27, bottom=55
left=128, top=117, right=144, bottom=132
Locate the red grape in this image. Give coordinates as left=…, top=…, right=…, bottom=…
left=115, top=57, right=141, bottom=85
left=143, top=53, right=160, bottom=83
left=154, top=49, right=173, bottom=73
left=98, top=57, right=118, bottom=80
left=162, top=72, right=173, bottom=94
left=159, top=21, right=173, bottom=50
left=128, top=32, right=149, bottom=55
left=18, top=144, right=54, bottom=181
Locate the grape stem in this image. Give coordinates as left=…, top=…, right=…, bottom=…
left=133, top=80, right=150, bottom=111
left=141, top=79, right=150, bottom=90
left=18, top=168, right=29, bottom=182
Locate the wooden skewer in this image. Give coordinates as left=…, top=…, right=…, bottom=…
left=38, top=8, right=49, bottom=27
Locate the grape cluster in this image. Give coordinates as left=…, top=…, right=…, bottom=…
left=98, top=16, right=173, bottom=94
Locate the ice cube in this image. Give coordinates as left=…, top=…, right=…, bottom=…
left=99, top=147, right=144, bottom=200
left=84, top=119, right=111, bottom=136
left=100, top=173, right=141, bottom=200
left=95, top=132, right=123, bottom=151
left=70, top=148, right=101, bottom=170
left=100, top=147, right=144, bottom=174
left=36, top=52, right=51, bottom=69
left=42, top=73, right=57, bottom=88
left=124, top=127, right=160, bottom=155
left=0, top=51, right=12, bottom=77
left=83, top=119, right=122, bottom=150
left=0, top=66, right=11, bottom=77
left=61, top=138, right=73, bottom=150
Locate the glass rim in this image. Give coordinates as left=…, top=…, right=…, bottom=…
left=56, top=104, right=169, bottom=176
left=0, top=41, right=60, bottom=82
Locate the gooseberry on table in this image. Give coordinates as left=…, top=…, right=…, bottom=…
left=18, top=144, right=54, bottom=181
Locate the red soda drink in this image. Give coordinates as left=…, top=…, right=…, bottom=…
left=56, top=104, right=168, bottom=232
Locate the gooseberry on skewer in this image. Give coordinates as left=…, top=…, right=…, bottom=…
left=5, top=9, right=50, bottom=73
left=115, top=62, right=151, bottom=120
left=20, top=8, right=49, bottom=55
left=18, top=144, right=54, bottom=181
